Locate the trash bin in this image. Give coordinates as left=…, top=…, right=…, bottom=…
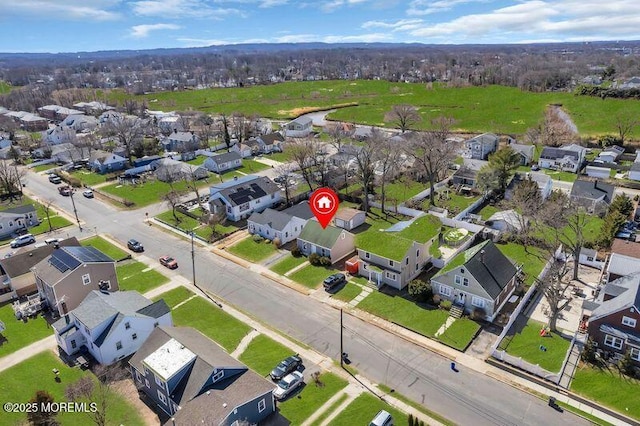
left=548, top=396, right=556, bottom=407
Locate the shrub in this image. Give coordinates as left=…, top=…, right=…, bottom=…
left=471, top=307, right=486, bottom=320
left=291, top=246, right=302, bottom=257
left=440, top=300, right=452, bottom=311
left=309, top=253, right=321, bottom=266
left=432, top=294, right=441, bottom=305
left=252, top=234, right=264, bottom=243
left=319, top=256, right=331, bottom=266
left=618, top=351, right=636, bottom=377
left=408, top=279, right=432, bottom=303
left=273, top=237, right=282, bottom=248
left=581, top=338, right=597, bottom=364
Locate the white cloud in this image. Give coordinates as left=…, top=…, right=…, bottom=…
left=362, top=19, right=424, bottom=31
left=259, top=0, right=289, bottom=7
left=319, top=0, right=370, bottom=13
left=131, top=23, right=180, bottom=38
left=407, top=0, right=490, bottom=16
left=322, top=33, right=392, bottom=43
left=274, top=34, right=318, bottom=43
left=131, top=0, right=242, bottom=19
left=0, top=0, right=120, bottom=20
left=176, top=37, right=270, bottom=46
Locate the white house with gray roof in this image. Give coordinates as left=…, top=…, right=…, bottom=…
left=539, top=144, right=586, bottom=173
left=52, top=290, right=172, bottom=365
left=464, top=133, right=498, bottom=160
left=508, top=141, right=536, bottom=165
left=203, top=151, right=242, bottom=173
left=209, top=175, right=281, bottom=221
left=247, top=201, right=313, bottom=245
left=284, top=116, right=312, bottom=138
left=504, top=171, right=552, bottom=201
left=0, top=205, right=38, bottom=239
left=570, top=179, right=614, bottom=215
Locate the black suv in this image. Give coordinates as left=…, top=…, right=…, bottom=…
left=270, top=354, right=303, bottom=381
left=127, top=239, right=144, bottom=252
left=323, top=273, right=346, bottom=291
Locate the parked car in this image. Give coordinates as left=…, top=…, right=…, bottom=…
left=58, top=185, right=72, bottom=196
left=323, top=273, right=346, bottom=291
left=270, top=354, right=303, bottom=381
left=369, top=410, right=393, bottom=426
left=82, top=189, right=94, bottom=198
left=44, top=238, right=60, bottom=245
left=159, top=255, right=178, bottom=269
left=127, top=239, right=144, bottom=252
left=273, top=371, right=303, bottom=401
left=10, top=234, right=36, bottom=248
left=530, top=164, right=540, bottom=171
left=48, top=175, right=62, bottom=184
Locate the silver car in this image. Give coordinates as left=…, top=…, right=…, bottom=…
left=273, top=371, right=303, bottom=401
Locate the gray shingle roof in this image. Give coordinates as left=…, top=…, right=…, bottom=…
left=210, top=175, right=279, bottom=207
left=591, top=273, right=640, bottom=321
left=570, top=179, right=614, bottom=203
left=283, top=201, right=314, bottom=220
left=72, top=290, right=157, bottom=330
left=0, top=237, right=79, bottom=278
left=209, top=151, right=241, bottom=164
left=540, top=147, right=579, bottom=161
left=459, top=240, right=518, bottom=299
left=1, top=204, right=36, bottom=215
left=248, top=209, right=292, bottom=232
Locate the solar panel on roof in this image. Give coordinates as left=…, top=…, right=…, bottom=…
left=50, top=249, right=81, bottom=272
left=49, top=256, right=70, bottom=272
left=65, top=246, right=113, bottom=263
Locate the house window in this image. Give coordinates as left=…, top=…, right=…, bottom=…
left=135, top=371, right=141, bottom=382
left=125, top=322, right=131, bottom=330
left=389, top=260, right=394, bottom=267
left=631, top=347, right=640, bottom=361
left=415, top=263, right=419, bottom=271
left=82, top=274, right=91, bottom=286
left=405, top=258, right=409, bottom=265
left=604, top=335, right=623, bottom=350
left=622, top=316, right=637, bottom=328
left=8, top=221, right=12, bottom=227
left=285, top=232, right=288, bottom=238
left=385, top=271, right=396, bottom=280
left=258, top=398, right=266, bottom=413
left=416, top=249, right=420, bottom=257
left=455, top=275, right=462, bottom=285
left=132, top=333, right=137, bottom=340
left=365, top=252, right=370, bottom=259
left=71, top=340, right=77, bottom=349
left=212, top=370, right=224, bottom=382
left=155, top=375, right=163, bottom=387
left=145, top=379, right=150, bottom=388
left=439, top=285, right=452, bottom=297
left=587, top=256, right=594, bottom=262
left=463, top=278, right=469, bottom=287
left=157, top=391, right=167, bottom=405
left=116, top=341, right=122, bottom=351
left=472, top=297, right=485, bottom=308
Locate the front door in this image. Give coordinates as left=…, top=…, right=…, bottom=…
left=456, top=292, right=466, bottom=305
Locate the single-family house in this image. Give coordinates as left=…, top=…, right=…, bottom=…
left=247, top=201, right=313, bottom=245
left=38, top=105, right=62, bottom=120
left=508, top=142, right=536, bottom=165
left=98, top=110, right=123, bottom=124
left=629, top=163, right=640, bottom=182
left=504, top=172, right=553, bottom=201
left=352, top=126, right=373, bottom=141
left=330, top=145, right=361, bottom=170
left=72, top=101, right=113, bottom=115
left=607, top=252, right=640, bottom=282
left=297, top=220, right=355, bottom=264
left=539, top=144, right=586, bottom=173
left=153, top=158, right=208, bottom=182
left=20, top=113, right=48, bottom=131
left=0, top=237, right=79, bottom=303
left=34, top=246, right=119, bottom=316
left=486, top=210, right=525, bottom=233
left=597, top=145, right=625, bottom=163
left=42, top=125, right=76, bottom=145
left=90, top=151, right=128, bottom=174
left=284, top=116, right=313, bottom=138
left=46, top=142, right=85, bottom=164
left=451, top=159, right=489, bottom=188
left=203, top=151, right=243, bottom=174
left=585, top=166, right=612, bottom=179
left=356, top=215, right=441, bottom=290
left=129, top=326, right=276, bottom=424
left=209, top=175, right=281, bottom=222
left=157, top=115, right=183, bottom=133
left=255, top=132, right=285, bottom=153
left=0, top=205, right=38, bottom=239
left=570, top=179, right=615, bottom=215
left=161, top=130, right=200, bottom=152
left=465, top=133, right=498, bottom=160
left=333, top=208, right=366, bottom=231
left=230, top=141, right=254, bottom=158
left=431, top=240, right=519, bottom=322
left=581, top=273, right=640, bottom=367
left=133, top=155, right=162, bottom=168
left=52, top=290, right=172, bottom=365
left=578, top=247, right=606, bottom=270
left=61, top=114, right=98, bottom=132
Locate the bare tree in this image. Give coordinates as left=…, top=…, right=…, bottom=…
left=274, top=163, right=298, bottom=206
left=231, top=113, right=251, bottom=145
left=376, top=137, right=402, bottom=214
left=184, top=166, right=207, bottom=210
left=288, top=139, right=316, bottom=191
left=100, top=116, right=145, bottom=164
left=164, top=189, right=185, bottom=223
left=194, top=113, right=215, bottom=148
left=614, top=113, right=638, bottom=145
left=527, top=107, right=576, bottom=147
left=42, top=198, right=56, bottom=233
left=537, top=259, right=574, bottom=333
left=502, top=176, right=542, bottom=238
left=218, top=114, right=232, bottom=151
left=385, top=104, right=421, bottom=133
left=28, top=390, right=59, bottom=426
left=405, top=117, right=456, bottom=206
left=354, top=129, right=382, bottom=213
left=0, top=160, right=26, bottom=200
left=325, top=122, right=353, bottom=151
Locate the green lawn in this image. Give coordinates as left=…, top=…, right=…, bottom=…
left=0, top=80, right=11, bottom=94
left=357, top=291, right=449, bottom=338
left=265, top=151, right=294, bottom=163
left=116, top=260, right=170, bottom=294
left=377, top=383, right=455, bottom=426
left=33, top=163, right=58, bottom=172
left=329, top=392, right=408, bottom=426
left=437, top=318, right=481, bottom=351
left=0, top=303, right=52, bottom=357
left=430, top=192, right=480, bottom=216
left=383, top=179, right=427, bottom=203
left=278, top=372, right=348, bottom=425
left=542, top=169, right=579, bottom=182
left=289, top=263, right=334, bottom=289
left=68, top=170, right=115, bottom=186
left=364, top=208, right=410, bottom=231
left=227, top=237, right=278, bottom=263
left=269, top=255, right=307, bottom=275
left=240, top=159, right=271, bottom=173
left=0, top=351, right=145, bottom=426
left=152, top=286, right=195, bottom=308
left=172, top=297, right=252, bottom=352
left=331, top=282, right=363, bottom=303
left=80, top=236, right=129, bottom=261
left=238, top=334, right=293, bottom=377
left=571, top=364, right=640, bottom=421
left=101, top=178, right=211, bottom=208
left=477, top=204, right=500, bottom=221
left=155, top=209, right=242, bottom=241
left=187, top=155, right=207, bottom=165
left=309, top=393, right=349, bottom=426
left=501, top=319, right=571, bottom=373
left=497, top=242, right=547, bottom=286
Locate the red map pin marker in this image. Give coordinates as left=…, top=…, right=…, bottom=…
left=309, top=187, right=340, bottom=229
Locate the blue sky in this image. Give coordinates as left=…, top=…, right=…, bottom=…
left=2, top=0, right=640, bottom=53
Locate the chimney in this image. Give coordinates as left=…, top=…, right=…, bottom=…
left=480, top=249, right=485, bottom=264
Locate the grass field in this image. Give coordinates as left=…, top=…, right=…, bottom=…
left=67, top=170, right=117, bottom=186
left=101, top=178, right=211, bottom=208
left=382, top=179, right=427, bottom=203
left=172, top=297, right=252, bottom=352
left=288, top=263, right=334, bottom=288
left=151, top=286, right=195, bottom=308
left=497, top=242, right=547, bottom=286
left=33, top=163, right=58, bottom=172
left=437, top=318, right=481, bottom=351
left=269, top=254, right=307, bottom=275
left=155, top=209, right=241, bottom=240
left=0, top=303, right=52, bottom=357
left=238, top=334, right=293, bottom=377
left=571, top=364, right=640, bottom=421
left=331, top=282, right=363, bottom=302
left=309, top=393, right=349, bottom=426
left=106, top=81, right=640, bottom=137
left=80, top=236, right=129, bottom=261
left=329, top=392, right=408, bottom=426
left=277, top=372, right=348, bottom=425
left=0, top=351, right=145, bottom=426
left=116, top=260, right=170, bottom=294
left=227, top=237, right=278, bottom=263
left=0, top=80, right=11, bottom=94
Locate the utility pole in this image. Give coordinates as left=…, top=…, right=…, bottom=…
left=191, top=230, right=196, bottom=286
left=340, top=308, right=344, bottom=367
left=69, top=188, right=82, bottom=231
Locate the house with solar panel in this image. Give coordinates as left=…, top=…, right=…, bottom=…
left=52, top=290, right=172, bottom=365
left=33, top=246, right=119, bottom=317
left=208, top=175, right=281, bottom=221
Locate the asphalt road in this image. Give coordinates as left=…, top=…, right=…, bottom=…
left=22, top=171, right=588, bottom=426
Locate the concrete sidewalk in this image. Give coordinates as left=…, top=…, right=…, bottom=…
left=0, top=335, right=57, bottom=373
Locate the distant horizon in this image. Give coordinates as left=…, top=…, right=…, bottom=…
left=3, top=0, right=640, bottom=53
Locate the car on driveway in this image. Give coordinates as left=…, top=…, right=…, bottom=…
left=273, top=371, right=303, bottom=401
left=323, top=273, right=346, bottom=291
left=10, top=234, right=36, bottom=248
left=270, top=354, right=303, bottom=381
left=159, top=255, right=178, bottom=269
left=82, top=189, right=94, bottom=198
left=127, top=239, right=144, bottom=252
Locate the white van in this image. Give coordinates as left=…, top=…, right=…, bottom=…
left=369, top=410, right=393, bottom=426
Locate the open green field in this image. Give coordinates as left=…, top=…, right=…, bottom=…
left=269, top=254, right=307, bottom=275
left=278, top=372, right=348, bottom=425
left=501, top=319, right=571, bottom=372
left=382, top=179, right=427, bottom=203
left=155, top=209, right=241, bottom=240
left=227, top=237, right=278, bottom=263
left=172, top=297, right=252, bottom=352
left=329, top=392, right=409, bottom=426
left=0, top=81, right=11, bottom=94
left=0, top=303, right=52, bottom=357
left=289, top=263, right=334, bottom=288
left=238, top=334, right=292, bottom=377
left=0, top=351, right=145, bottom=426
left=116, top=260, right=170, bottom=294
left=106, top=81, right=640, bottom=137
left=67, top=170, right=118, bottom=186
left=571, top=364, right=640, bottom=421
left=80, top=236, right=129, bottom=261
left=152, top=286, right=195, bottom=308
left=33, top=163, right=58, bottom=172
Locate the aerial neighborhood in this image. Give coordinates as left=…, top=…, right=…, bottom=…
left=2, top=38, right=640, bottom=426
